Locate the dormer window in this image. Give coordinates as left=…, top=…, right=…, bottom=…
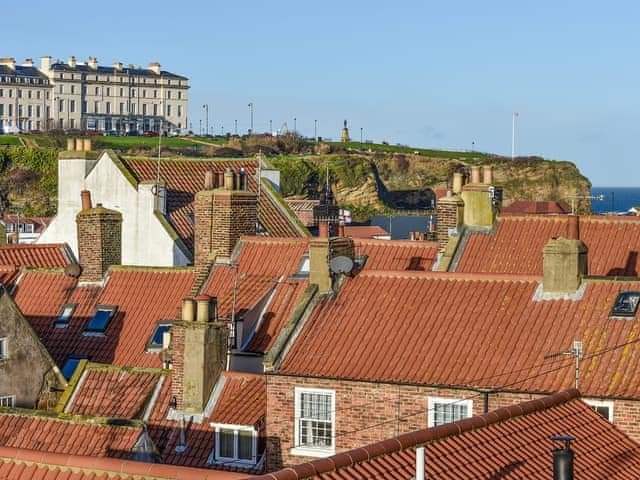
left=146, top=321, right=172, bottom=352
left=54, top=304, right=76, bottom=329
left=84, top=305, right=117, bottom=335
left=209, top=424, right=257, bottom=466
left=610, top=291, right=640, bottom=318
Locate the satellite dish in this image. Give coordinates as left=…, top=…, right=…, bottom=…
left=330, top=256, right=354, bottom=274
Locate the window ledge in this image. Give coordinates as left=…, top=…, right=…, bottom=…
left=290, top=447, right=335, bottom=458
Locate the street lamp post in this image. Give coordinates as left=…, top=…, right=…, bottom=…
left=511, top=112, right=519, bottom=160
left=202, top=104, right=208, bottom=137
left=234, top=119, right=238, bottom=135
left=314, top=119, right=317, bottom=141
left=269, top=119, right=272, bottom=135
left=360, top=127, right=363, bottom=148
left=293, top=117, right=297, bottom=133
left=199, top=119, right=202, bottom=136
left=247, top=102, right=253, bottom=134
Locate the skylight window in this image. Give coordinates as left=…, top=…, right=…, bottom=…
left=61, top=355, right=87, bottom=380
left=84, top=305, right=117, bottom=335
left=54, top=304, right=76, bottom=329
left=290, top=253, right=310, bottom=278
left=610, top=291, right=640, bottom=318
left=146, top=321, right=172, bottom=352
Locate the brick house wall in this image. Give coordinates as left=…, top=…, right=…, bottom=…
left=265, top=374, right=639, bottom=470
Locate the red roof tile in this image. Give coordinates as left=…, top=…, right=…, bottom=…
left=0, top=414, right=140, bottom=458
left=122, top=158, right=306, bottom=253
left=353, top=239, right=439, bottom=271
left=210, top=372, right=265, bottom=426
left=14, top=268, right=195, bottom=368
left=0, top=243, right=73, bottom=269
left=502, top=200, right=570, bottom=214
left=0, top=445, right=247, bottom=479
left=343, top=225, right=389, bottom=238
left=253, top=390, right=640, bottom=479
left=65, top=367, right=162, bottom=419
left=279, top=271, right=640, bottom=398
left=457, top=214, right=640, bottom=276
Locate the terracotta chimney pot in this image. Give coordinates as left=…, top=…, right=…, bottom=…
left=452, top=172, right=463, bottom=194
left=204, top=171, right=214, bottom=190
left=318, top=221, right=329, bottom=238
left=567, top=214, right=579, bottom=240
left=483, top=165, right=493, bottom=185
left=80, top=190, right=92, bottom=210
left=471, top=166, right=481, bottom=184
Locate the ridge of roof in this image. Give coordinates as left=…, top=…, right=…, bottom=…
left=354, top=238, right=438, bottom=247
left=356, top=270, right=542, bottom=282
left=252, top=389, right=580, bottom=480
left=0, top=407, right=143, bottom=429
left=498, top=213, right=640, bottom=223
left=0, top=445, right=243, bottom=480
left=0, top=243, right=69, bottom=251
left=107, top=265, right=194, bottom=273
left=239, top=236, right=308, bottom=245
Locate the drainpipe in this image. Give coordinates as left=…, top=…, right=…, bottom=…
left=415, top=446, right=425, bottom=480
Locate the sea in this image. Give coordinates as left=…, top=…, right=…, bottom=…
left=369, top=187, right=640, bottom=240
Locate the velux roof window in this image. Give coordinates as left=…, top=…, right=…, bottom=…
left=61, top=355, right=88, bottom=380
left=54, top=304, right=76, bottom=329
left=610, top=291, right=640, bottom=318
left=84, top=305, right=117, bottom=335
left=146, top=321, right=172, bottom=352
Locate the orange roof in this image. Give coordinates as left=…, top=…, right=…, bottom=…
left=123, top=158, right=306, bottom=254
left=353, top=238, right=439, bottom=271
left=457, top=214, right=640, bottom=276
left=14, top=268, right=195, bottom=368
left=0, top=414, right=140, bottom=458
left=343, top=225, right=389, bottom=238
left=0, top=445, right=247, bottom=479
left=65, top=367, right=162, bottom=419
left=0, top=243, right=73, bottom=269
left=279, top=271, right=640, bottom=398
left=210, top=372, right=266, bottom=426
left=502, top=200, right=570, bottom=214
left=253, top=390, right=640, bottom=479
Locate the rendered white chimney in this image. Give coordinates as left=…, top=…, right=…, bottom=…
left=40, top=56, right=52, bottom=73
left=22, top=58, right=34, bottom=67
left=148, top=62, right=161, bottom=75
left=0, top=57, right=16, bottom=70
left=68, top=56, right=76, bottom=68
left=87, top=57, right=98, bottom=69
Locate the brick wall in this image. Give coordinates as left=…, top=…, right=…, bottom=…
left=76, top=206, right=122, bottom=282
left=170, top=322, right=185, bottom=411
left=265, top=375, right=640, bottom=470
left=194, top=190, right=215, bottom=277
left=436, top=196, right=463, bottom=253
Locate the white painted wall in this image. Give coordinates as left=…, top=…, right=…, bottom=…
left=38, top=151, right=189, bottom=266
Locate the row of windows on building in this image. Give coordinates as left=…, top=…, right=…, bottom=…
left=0, top=102, right=181, bottom=117
left=54, top=84, right=183, bottom=99
left=55, top=72, right=183, bottom=87
left=0, top=88, right=49, bottom=100
left=0, top=76, right=48, bottom=85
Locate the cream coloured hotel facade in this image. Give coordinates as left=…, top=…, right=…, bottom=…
left=0, top=56, right=188, bottom=134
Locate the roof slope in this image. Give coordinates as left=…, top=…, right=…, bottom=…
left=279, top=271, right=640, bottom=398
left=65, top=367, right=162, bottom=419
left=14, top=267, right=195, bottom=368
left=210, top=372, right=266, bottom=426
left=0, top=446, right=246, bottom=479
left=251, top=390, right=640, bottom=479
left=502, top=200, right=570, bottom=214
left=354, top=239, right=438, bottom=271
left=122, top=158, right=307, bottom=253
left=0, top=243, right=72, bottom=269
left=457, top=214, right=640, bottom=275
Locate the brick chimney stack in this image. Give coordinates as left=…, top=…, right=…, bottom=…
left=436, top=192, right=465, bottom=253
left=76, top=192, right=122, bottom=283
left=194, top=168, right=257, bottom=274
left=543, top=229, right=588, bottom=295
left=171, top=295, right=226, bottom=414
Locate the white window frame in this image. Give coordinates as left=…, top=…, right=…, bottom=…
left=584, top=399, right=614, bottom=422
left=0, top=338, right=7, bottom=361
left=292, top=387, right=335, bottom=457
left=209, top=423, right=257, bottom=465
left=0, top=395, right=15, bottom=408
left=427, top=396, right=473, bottom=427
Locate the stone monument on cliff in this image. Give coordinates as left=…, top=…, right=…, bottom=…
left=341, top=120, right=350, bottom=143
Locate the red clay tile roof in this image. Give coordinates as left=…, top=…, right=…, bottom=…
left=0, top=243, right=73, bottom=269
left=0, top=414, right=140, bottom=458
left=210, top=372, right=265, bottom=426
left=252, top=390, right=640, bottom=479
left=456, top=214, right=640, bottom=276
left=343, top=225, right=389, bottom=238
left=122, top=158, right=306, bottom=254
left=243, top=280, right=309, bottom=353
left=14, top=267, right=195, bottom=368
left=65, top=367, right=162, bottom=419
left=502, top=200, right=571, bottom=214
left=353, top=239, right=439, bottom=271
left=278, top=271, right=640, bottom=398
left=0, top=445, right=247, bottom=479
left=285, top=199, right=319, bottom=227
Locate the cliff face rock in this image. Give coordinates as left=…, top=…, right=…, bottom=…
left=273, top=152, right=592, bottom=221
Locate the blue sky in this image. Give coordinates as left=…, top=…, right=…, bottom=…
left=6, top=1, right=639, bottom=186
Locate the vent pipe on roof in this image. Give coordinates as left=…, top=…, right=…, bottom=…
left=552, top=435, right=575, bottom=480
left=415, top=447, right=425, bottom=480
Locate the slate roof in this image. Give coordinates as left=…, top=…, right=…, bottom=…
left=65, top=366, right=163, bottom=419
left=0, top=414, right=140, bottom=458
left=456, top=214, right=640, bottom=276
left=50, top=61, right=187, bottom=80
left=0, top=446, right=246, bottom=479
left=13, top=267, right=195, bottom=368
left=0, top=64, right=49, bottom=80
left=210, top=372, right=266, bottom=427
left=122, top=158, right=307, bottom=254
left=502, top=200, right=570, bottom=214
left=278, top=270, right=640, bottom=399
left=252, top=390, right=640, bottom=479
